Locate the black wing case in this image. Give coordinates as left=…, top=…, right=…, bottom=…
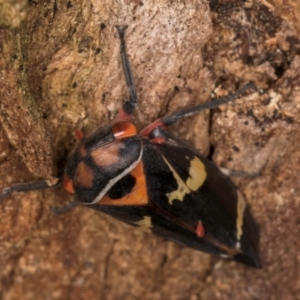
left=144, top=132, right=260, bottom=267
left=91, top=132, right=260, bottom=267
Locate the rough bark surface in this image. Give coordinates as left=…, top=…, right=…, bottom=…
left=0, top=0, right=299, bottom=299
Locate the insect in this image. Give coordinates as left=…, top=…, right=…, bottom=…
left=0, top=26, right=260, bottom=268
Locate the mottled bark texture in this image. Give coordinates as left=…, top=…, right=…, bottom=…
left=0, top=0, right=299, bottom=299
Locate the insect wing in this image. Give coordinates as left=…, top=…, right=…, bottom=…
left=142, top=132, right=260, bottom=267
left=90, top=131, right=260, bottom=267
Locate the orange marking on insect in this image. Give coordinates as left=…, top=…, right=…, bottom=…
left=63, top=175, right=75, bottom=194
left=151, top=137, right=165, bottom=144
left=74, top=162, right=94, bottom=188
left=100, top=161, right=149, bottom=205
left=91, top=141, right=122, bottom=168
left=112, top=121, right=137, bottom=139
left=195, top=221, right=205, bottom=237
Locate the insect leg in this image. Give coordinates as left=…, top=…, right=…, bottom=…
left=220, top=168, right=260, bottom=178
left=139, top=82, right=256, bottom=137
left=50, top=199, right=79, bottom=215
left=115, top=25, right=138, bottom=121
left=0, top=180, right=58, bottom=202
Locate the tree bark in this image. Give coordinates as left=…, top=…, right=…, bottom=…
left=0, top=0, right=299, bottom=299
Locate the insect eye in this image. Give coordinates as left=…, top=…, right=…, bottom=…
left=112, top=121, right=137, bottom=139
left=63, top=175, right=75, bottom=194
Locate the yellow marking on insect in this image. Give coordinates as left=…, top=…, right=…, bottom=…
left=236, top=191, right=246, bottom=248
left=136, top=216, right=152, bottom=232
left=186, top=157, right=207, bottom=191
left=162, top=156, right=207, bottom=204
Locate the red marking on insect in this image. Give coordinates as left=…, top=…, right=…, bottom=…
left=195, top=221, right=205, bottom=237
left=74, top=129, right=84, bottom=141
left=151, top=137, right=166, bottom=144
left=139, top=119, right=166, bottom=137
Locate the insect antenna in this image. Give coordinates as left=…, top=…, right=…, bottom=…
left=139, top=82, right=256, bottom=136
left=115, top=25, right=138, bottom=120
left=162, top=82, right=256, bottom=126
